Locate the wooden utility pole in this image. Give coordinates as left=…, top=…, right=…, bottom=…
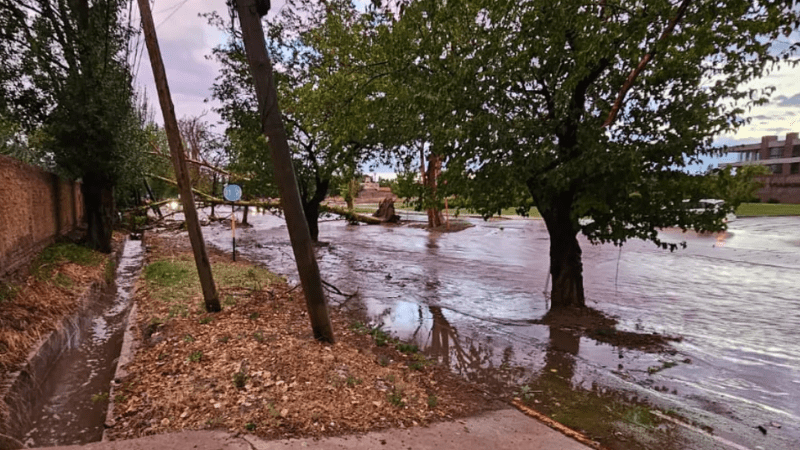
left=234, top=0, right=335, bottom=343
left=136, top=0, right=221, bottom=312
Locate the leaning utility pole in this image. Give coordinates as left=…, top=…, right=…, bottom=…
left=234, top=0, right=335, bottom=343
left=137, top=0, right=221, bottom=312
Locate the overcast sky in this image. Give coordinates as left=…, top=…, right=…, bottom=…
left=132, top=0, right=800, bottom=167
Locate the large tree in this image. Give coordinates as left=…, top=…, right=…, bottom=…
left=208, top=0, right=373, bottom=241
left=369, top=0, right=799, bottom=309
left=0, top=0, right=141, bottom=252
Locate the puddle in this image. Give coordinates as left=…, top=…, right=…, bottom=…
left=21, top=239, right=145, bottom=447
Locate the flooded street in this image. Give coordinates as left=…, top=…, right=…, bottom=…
left=202, top=208, right=800, bottom=449
left=22, top=239, right=145, bottom=447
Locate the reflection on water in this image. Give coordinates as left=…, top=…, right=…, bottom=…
left=201, top=208, right=800, bottom=448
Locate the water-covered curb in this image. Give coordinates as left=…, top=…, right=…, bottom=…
left=102, top=299, right=139, bottom=441
left=0, top=243, right=125, bottom=449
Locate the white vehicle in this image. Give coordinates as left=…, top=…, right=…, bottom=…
left=686, top=199, right=736, bottom=223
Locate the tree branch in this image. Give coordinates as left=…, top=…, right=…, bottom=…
left=602, top=0, right=692, bottom=128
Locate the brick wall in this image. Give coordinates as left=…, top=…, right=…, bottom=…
left=755, top=174, right=800, bottom=204
left=0, top=155, right=84, bottom=277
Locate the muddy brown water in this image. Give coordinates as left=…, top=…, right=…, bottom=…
left=20, top=239, right=144, bottom=447
left=198, top=207, right=799, bottom=450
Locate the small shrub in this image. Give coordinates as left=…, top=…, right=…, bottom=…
left=245, top=422, right=256, bottom=431
left=514, top=385, right=534, bottom=403
left=408, top=353, right=431, bottom=371
left=427, top=395, right=438, bottom=408
left=396, top=343, right=418, bottom=354
left=253, top=331, right=265, bottom=343
left=233, top=371, right=249, bottom=389
left=346, top=375, right=362, bottom=387
left=114, top=393, right=127, bottom=403
left=388, top=386, right=405, bottom=407
left=0, top=282, right=19, bottom=303
left=188, top=351, right=203, bottom=362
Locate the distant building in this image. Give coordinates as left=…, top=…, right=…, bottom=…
left=719, top=132, right=800, bottom=203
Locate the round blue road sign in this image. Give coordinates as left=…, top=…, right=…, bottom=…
left=223, top=184, right=242, bottom=202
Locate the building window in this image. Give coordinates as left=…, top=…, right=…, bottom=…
left=770, top=147, right=783, bottom=159
left=791, top=163, right=800, bottom=175
left=771, top=164, right=783, bottom=174
left=793, top=145, right=800, bottom=158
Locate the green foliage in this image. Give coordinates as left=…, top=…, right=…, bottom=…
left=427, top=395, right=438, bottom=408
left=31, top=242, right=104, bottom=281
left=736, top=202, right=800, bottom=217
left=233, top=371, right=249, bottom=389
left=91, top=392, right=109, bottom=403
left=188, top=351, right=203, bottom=363
left=207, top=0, right=381, bottom=239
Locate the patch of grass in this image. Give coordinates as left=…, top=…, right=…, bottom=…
left=0, top=282, right=19, bottom=303
left=223, top=295, right=237, bottom=307
left=346, top=375, right=362, bottom=387
left=32, top=242, right=104, bottom=280
left=735, top=202, right=800, bottom=217
left=104, top=258, right=116, bottom=283
left=253, top=331, right=265, bottom=343
left=53, top=272, right=73, bottom=288
left=144, top=260, right=192, bottom=291
left=245, top=422, right=256, bottom=431
left=427, top=395, right=438, bottom=408
left=388, top=385, right=405, bottom=407
left=183, top=334, right=195, bottom=343
left=188, top=350, right=203, bottom=362
left=199, top=316, right=213, bottom=324
left=376, top=355, right=390, bottom=367
left=408, top=353, right=431, bottom=371
left=114, top=393, right=127, bottom=403
left=395, top=343, right=419, bottom=354
left=349, top=321, right=370, bottom=335
left=91, top=392, right=109, bottom=403
left=369, top=325, right=392, bottom=347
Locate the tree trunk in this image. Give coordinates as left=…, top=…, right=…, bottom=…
left=302, top=178, right=330, bottom=243
left=236, top=0, right=335, bottom=343
left=81, top=175, right=114, bottom=253
left=425, top=153, right=443, bottom=228
left=138, top=0, right=220, bottom=312
left=242, top=203, right=249, bottom=225
left=538, top=194, right=586, bottom=309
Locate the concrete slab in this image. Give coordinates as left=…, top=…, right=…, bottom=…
left=35, top=409, right=591, bottom=450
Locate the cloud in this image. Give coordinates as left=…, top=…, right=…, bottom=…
left=775, top=92, right=800, bottom=107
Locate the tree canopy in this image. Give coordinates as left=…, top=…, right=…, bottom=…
left=0, top=0, right=145, bottom=251
left=358, top=0, right=799, bottom=308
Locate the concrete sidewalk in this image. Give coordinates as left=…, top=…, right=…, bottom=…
left=36, top=409, right=592, bottom=450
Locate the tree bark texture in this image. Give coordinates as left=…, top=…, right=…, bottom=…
left=538, top=194, right=586, bottom=309
left=137, top=0, right=221, bottom=312
left=424, top=153, right=443, bottom=228
left=235, top=0, right=334, bottom=342
left=301, top=178, right=329, bottom=243
left=81, top=175, right=114, bottom=253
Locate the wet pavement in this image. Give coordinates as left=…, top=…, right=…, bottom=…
left=196, top=207, right=800, bottom=450
left=22, top=239, right=145, bottom=447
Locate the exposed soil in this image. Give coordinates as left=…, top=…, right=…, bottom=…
left=105, top=232, right=498, bottom=441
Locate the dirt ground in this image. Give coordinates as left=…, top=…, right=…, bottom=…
left=105, top=232, right=499, bottom=441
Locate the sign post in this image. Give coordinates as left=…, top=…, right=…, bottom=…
left=224, top=184, right=242, bottom=261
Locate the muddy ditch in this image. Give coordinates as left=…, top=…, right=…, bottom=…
left=0, top=238, right=144, bottom=449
